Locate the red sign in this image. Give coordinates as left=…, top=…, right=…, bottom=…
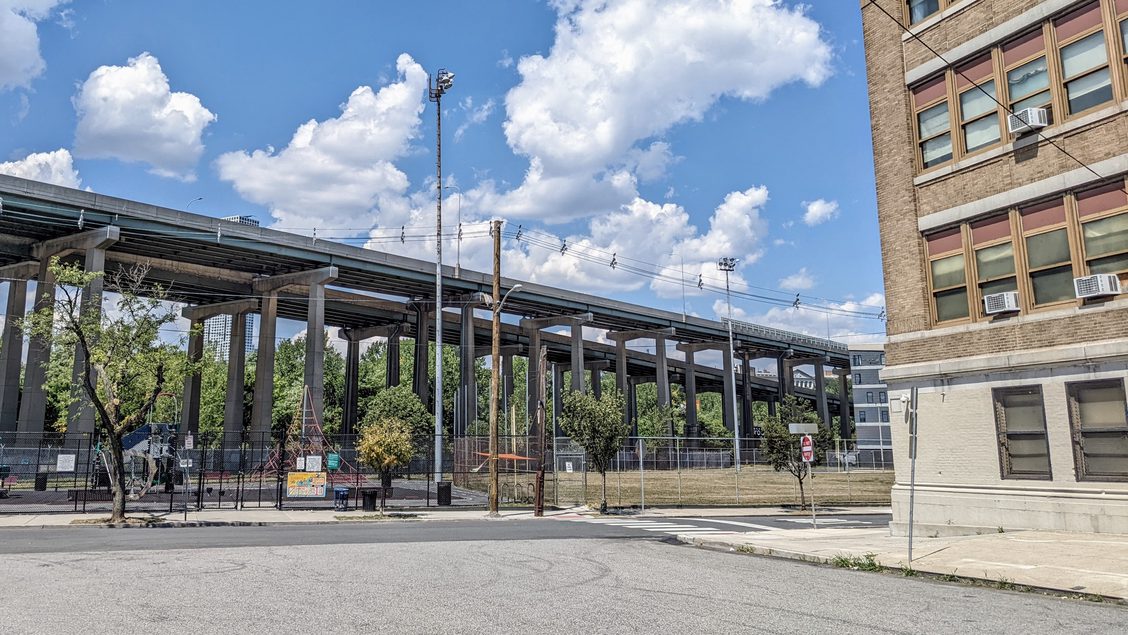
left=800, top=435, right=814, bottom=463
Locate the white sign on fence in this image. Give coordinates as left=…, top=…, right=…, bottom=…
left=184, top=434, right=194, bottom=450
left=305, top=455, right=322, bottom=472
left=565, top=461, right=574, bottom=473
left=789, top=423, right=819, bottom=434
left=56, top=454, right=76, bottom=472
left=296, top=456, right=306, bottom=470
left=179, top=459, right=193, bottom=468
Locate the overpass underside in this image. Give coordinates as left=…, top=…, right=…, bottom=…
left=0, top=175, right=852, bottom=442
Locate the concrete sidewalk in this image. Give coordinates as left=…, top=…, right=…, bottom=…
left=0, top=506, right=581, bottom=528
left=628, top=505, right=891, bottom=518
left=678, top=527, right=1128, bottom=601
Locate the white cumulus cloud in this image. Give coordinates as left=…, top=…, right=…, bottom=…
left=73, top=52, right=216, bottom=181
left=778, top=267, right=814, bottom=291
left=217, top=53, right=428, bottom=233
left=0, top=1, right=67, bottom=91
left=802, top=198, right=838, bottom=226
left=491, top=0, right=832, bottom=221
left=454, top=96, right=496, bottom=142
left=0, top=148, right=80, bottom=188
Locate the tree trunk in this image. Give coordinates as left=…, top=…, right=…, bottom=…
left=600, top=470, right=608, bottom=514
left=107, top=433, right=127, bottom=523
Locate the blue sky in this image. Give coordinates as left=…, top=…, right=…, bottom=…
left=0, top=0, right=886, bottom=343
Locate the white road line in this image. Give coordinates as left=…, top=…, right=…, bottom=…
left=638, top=526, right=706, bottom=531
left=673, top=518, right=778, bottom=531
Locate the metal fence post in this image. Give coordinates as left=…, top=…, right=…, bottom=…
left=638, top=437, right=645, bottom=511
left=676, top=436, right=682, bottom=507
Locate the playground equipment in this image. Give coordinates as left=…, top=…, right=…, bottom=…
left=106, top=393, right=182, bottom=500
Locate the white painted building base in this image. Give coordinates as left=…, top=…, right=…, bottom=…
left=883, top=339, right=1128, bottom=537
left=889, top=483, right=1128, bottom=537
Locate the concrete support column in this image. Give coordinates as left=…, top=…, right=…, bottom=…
left=721, top=344, right=736, bottom=433
left=768, top=396, right=778, bottom=418
left=303, top=283, right=328, bottom=430
left=412, top=306, right=431, bottom=412
left=590, top=368, right=602, bottom=400
left=741, top=353, right=754, bottom=439
left=68, top=247, right=109, bottom=434
left=552, top=363, right=565, bottom=437
left=250, top=291, right=277, bottom=437
left=343, top=334, right=360, bottom=436
left=836, top=368, right=852, bottom=439
left=17, top=259, right=56, bottom=433
left=458, top=306, right=477, bottom=436
left=627, top=380, right=638, bottom=437
left=502, top=353, right=514, bottom=427
left=683, top=348, right=699, bottom=439
left=655, top=335, right=669, bottom=409
left=570, top=322, right=584, bottom=393
left=182, top=318, right=203, bottom=437
left=0, top=277, right=28, bottom=431
left=526, top=329, right=541, bottom=433
left=814, top=359, right=830, bottom=430
left=223, top=312, right=249, bottom=439
left=776, top=355, right=789, bottom=403
left=615, top=339, right=629, bottom=428
left=386, top=328, right=401, bottom=388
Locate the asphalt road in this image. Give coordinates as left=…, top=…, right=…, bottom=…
left=0, top=517, right=1123, bottom=633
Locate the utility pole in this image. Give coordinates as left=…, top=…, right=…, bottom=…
left=718, top=257, right=741, bottom=472
left=488, top=219, right=502, bottom=516
left=428, top=68, right=454, bottom=483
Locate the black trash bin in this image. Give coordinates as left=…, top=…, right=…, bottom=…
left=333, top=486, right=350, bottom=512
left=361, top=489, right=380, bottom=512
left=437, top=481, right=452, bottom=506
left=34, top=472, right=49, bottom=491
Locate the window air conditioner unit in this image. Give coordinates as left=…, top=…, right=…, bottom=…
left=1007, top=107, right=1048, bottom=135
left=1074, top=274, right=1122, bottom=299
left=984, top=291, right=1020, bottom=315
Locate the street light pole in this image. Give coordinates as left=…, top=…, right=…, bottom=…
left=429, top=68, right=454, bottom=484
left=718, top=257, right=741, bottom=473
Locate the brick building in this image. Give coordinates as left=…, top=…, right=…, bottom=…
left=861, top=0, right=1128, bottom=534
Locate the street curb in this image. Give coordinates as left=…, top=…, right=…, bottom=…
left=674, top=535, right=1128, bottom=602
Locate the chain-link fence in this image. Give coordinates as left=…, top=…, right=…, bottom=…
left=0, top=430, right=893, bottom=515
left=550, top=437, right=894, bottom=509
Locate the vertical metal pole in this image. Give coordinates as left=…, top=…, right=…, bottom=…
left=638, top=437, right=645, bottom=511
left=488, top=219, right=502, bottom=516
left=433, top=87, right=445, bottom=484
left=908, top=385, right=919, bottom=563
left=725, top=271, right=741, bottom=472
left=810, top=462, right=817, bottom=528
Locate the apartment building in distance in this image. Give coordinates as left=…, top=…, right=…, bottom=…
left=849, top=343, right=893, bottom=465
left=204, top=215, right=261, bottom=361
left=861, top=0, right=1128, bottom=535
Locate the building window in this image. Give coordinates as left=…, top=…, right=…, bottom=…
left=1077, top=181, right=1128, bottom=278
left=854, top=373, right=862, bottom=385
left=858, top=411, right=867, bottom=423
left=879, top=391, right=887, bottom=402
left=1021, top=199, right=1075, bottom=306
left=1067, top=379, right=1128, bottom=480
left=866, top=391, right=874, bottom=404
left=907, top=0, right=941, bottom=25
left=956, top=54, right=1001, bottom=154
left=993, top=386, right=1052, bottom=479
left=913, top=76, right=951, bottom=169
left=970, top=214, right=1017, bottom=314
left=881, top=410, right=890, bottom=423
left=1055, top=2, right=1112, bottom=116
left=1004, top=30, right=1054, bottom=125
left=926, top=227, right=969, bottom=323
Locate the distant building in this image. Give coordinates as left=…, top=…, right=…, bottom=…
left=849, top=343, right=891, bottom=465
left=205, top=215, right=261, bottom=361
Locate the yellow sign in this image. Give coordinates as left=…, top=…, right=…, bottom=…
left=286, top=471, right=327, bottom=497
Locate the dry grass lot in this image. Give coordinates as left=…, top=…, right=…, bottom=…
left=551, top=467, right=894, bottom=508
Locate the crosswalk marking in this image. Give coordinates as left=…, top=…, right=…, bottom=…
left=674, top=518, right=778, bottom=531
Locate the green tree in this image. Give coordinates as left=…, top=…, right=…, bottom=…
left=761, top=395, right=832, bottom=510
left=357, top=417, right=414, bottom=508
left=361, top=384, right=431, bottom=452
left=21, top=259, right=194, bottom=522
left=559, top=388, right=628, bottom=513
